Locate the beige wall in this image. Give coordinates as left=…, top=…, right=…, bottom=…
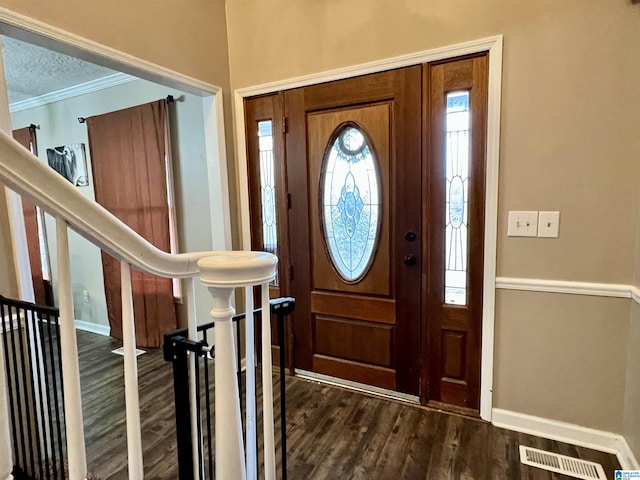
left=0, top=0, right=230, bottom=89
left=226, top=0, right=640, bottom=432
left=494, top=290, right=629, bottom=433
left=624, top=301, right=640, bottom=458
left=227, top=0, right=640, bottom=283
left=623, top=202, right=640, bottom=456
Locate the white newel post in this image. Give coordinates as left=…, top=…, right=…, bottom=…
left=56, top=219, right=87, bottom=480
left=198, top=252, right=277, bottom=480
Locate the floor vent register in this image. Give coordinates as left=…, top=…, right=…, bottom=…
left=519, top=446, right=607, bottom=480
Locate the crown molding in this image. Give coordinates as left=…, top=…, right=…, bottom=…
left=9, top=72, right=136, bottom=113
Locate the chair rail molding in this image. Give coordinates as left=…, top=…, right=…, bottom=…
left=496, top=277, right=635, bottom=299
left=631, top=285, right=640, bottom=305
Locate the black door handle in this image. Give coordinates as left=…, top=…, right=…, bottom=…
left=403, top=254, right=417, bottom=266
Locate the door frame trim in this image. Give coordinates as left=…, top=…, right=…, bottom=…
left=234, top=35, right=503, bottom=421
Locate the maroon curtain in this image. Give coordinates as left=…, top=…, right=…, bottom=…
left=87, top=100, right=177, bottom=348
left=12, top=127, right=48, bottom=306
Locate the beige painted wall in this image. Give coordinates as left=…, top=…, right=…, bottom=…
left=622, top=202, right=640, bottom=456
left=494, top=290, right=629, bottom=433
left=227, top=0, right=640, bottom=283
left=226, top=0, right=640, bottom=432
left=624, top=301, right=640, bottom=459
left=0, top=0, right=230, bottom=89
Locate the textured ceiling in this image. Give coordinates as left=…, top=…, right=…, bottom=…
left=2, top=36, right=118, bottom=105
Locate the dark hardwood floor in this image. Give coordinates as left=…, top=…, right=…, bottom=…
left=75, top=330, right=620, bottom=479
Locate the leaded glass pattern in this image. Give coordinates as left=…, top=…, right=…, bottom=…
left=258, top=120, right=278, bottom=285
left=445, top=91, right=470, bottom=305
left=321, top=124, right=380, bottom=282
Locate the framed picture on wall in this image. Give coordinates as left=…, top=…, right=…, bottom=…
left=46, top=143, right=89, bottom=187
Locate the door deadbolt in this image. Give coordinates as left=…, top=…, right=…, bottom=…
left=403, top=254, right=417, bottom=266
left=404, top=231, right=417, bottom=242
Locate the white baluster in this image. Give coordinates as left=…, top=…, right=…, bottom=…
left=198, top=252, right=276, bottom=480
left=185, top=277, right=202, bottom=480
left=245, top=286, right=257, bottom=479
left=56, top=218, right=87, bottom=480
left=261, top=283, right=276, bottom=480
left=121, top=261, right=143, bottom=479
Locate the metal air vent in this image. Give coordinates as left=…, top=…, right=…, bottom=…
left=519, top=445, right=607, bottom=480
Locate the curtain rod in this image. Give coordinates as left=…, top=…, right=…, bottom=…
left=78, top=96, right=178, bottom=123
left=28, top=124, right=40, bottom=130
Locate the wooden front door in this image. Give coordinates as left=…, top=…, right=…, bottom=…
left=285, top=67, right=422, bottom=395
left=244, top=54, right=489, bottom=410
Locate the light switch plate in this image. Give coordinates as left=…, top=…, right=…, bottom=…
left=538, top=211, right=560, bottom=238
left=507, top=211, right=538, bottom=237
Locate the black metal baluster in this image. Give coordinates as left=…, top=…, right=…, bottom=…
left=0, top=302, right=20, bottom=472
left=194, top=352, right=204, bottom=480
left=203, top=332, right=214, bottom=480
left=7, top=305, right=28, bottom=473
left=236, top=317, right=243, bottom=427
left=25, top=309, right=45, bottom=480
left=49, top=310, right=67, bottom=480
left=18, top=307, right=37, bottom=477
left=167, top=336, right=195, bottom=480
left=277, top=311, right=287, bottom=480
left=41, top=313, right=56, bottom=480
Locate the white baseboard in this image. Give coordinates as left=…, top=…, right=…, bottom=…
left=492, top=408, right=639, bottom=470
left=617, top=436, right=640, bottom=470
left=74, top=319, right=110, bottom=336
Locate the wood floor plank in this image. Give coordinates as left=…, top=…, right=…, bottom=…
left=66, top=330, right=622, bottom=479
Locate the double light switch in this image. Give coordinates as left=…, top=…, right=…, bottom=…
left=507, top=211, right=560, bottom=238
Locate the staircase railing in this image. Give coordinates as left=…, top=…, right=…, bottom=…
left=0, top=295, right=65, bottom=480
left=0, top=128, right=277, bottom=480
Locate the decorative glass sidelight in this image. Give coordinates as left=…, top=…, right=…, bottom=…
left=445, top=91, right=470, bottom=305
left=321, top=123, right=381, bottom=282
left=258, top=120, right=278, bottom=285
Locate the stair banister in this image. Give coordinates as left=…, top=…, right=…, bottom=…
left=0, top=129, right=216, bottom=277
left=0, top=122, right=280, bottom=480
left=198, top=252, right=277, bottom=480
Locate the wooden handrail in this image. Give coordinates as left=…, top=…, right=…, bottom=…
left=0, top=129, right=216, bottom=278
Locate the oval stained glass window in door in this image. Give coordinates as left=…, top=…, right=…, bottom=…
left=321, top=123, right=381, bottom=282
